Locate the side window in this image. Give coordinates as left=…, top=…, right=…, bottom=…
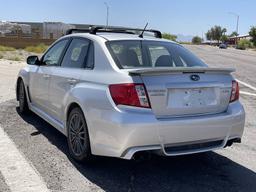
left=42, top=39, right=69, bottom=66
left=61, top=38, right=91, bottom=68
left=86, top=43, right=94, bottom=69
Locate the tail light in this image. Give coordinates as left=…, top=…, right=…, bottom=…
left=109, top=83, right=151, bottom=108
left=230, top=80, right=239, bottom=103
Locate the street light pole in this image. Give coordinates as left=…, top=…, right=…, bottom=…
left=236, top=15, right=239, bottom=35
left=228, top=12, right=239, bottom=35
left=228, top=12, right=239, bottom=45
left=104, top=2, right=109, bottom=29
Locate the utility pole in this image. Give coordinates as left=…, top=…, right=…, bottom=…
left=104, top=2, right=109, bottom=29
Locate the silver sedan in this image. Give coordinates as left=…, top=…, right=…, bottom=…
left=16, top=27, right=245, bottom=161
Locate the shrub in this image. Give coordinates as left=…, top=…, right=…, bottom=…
left=162, top=33, right=177, bottom=41
left=192, top=36, right=202, bottom=44
left=236, top=39, right=253, bottom=50
left=0, top=45, right=16, bottom=51
left=25, top=44, right=48, bottom=53
left=249, top=26, right=256, bottom=47
left=0, top=54, right=3, bottom=59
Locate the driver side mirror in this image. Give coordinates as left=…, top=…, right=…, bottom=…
left=27, top=55, right=40, bottom=65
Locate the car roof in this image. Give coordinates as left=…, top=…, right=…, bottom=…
left=98, top=33, right=160, bottom=41
left=64, top=32, right=177, bottom=44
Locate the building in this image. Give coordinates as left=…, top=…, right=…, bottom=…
left=228, top=34, right=252, bottom=45
left=1, top=21, right=83, bottom=39
left=42, top=22, right=75, bottom=39
left=0, top=21, right=106, bottom=48
left=0, top=21, right=31, bottom=36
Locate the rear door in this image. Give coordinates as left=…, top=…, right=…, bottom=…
left=48, top=37, right=94, bottom=123
left=29, top=39, right=69, bottom=113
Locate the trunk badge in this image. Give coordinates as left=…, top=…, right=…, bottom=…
left=190, top=74, right=200, bottom=81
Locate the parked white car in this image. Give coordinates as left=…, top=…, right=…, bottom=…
left=16, top=27, right=245, bottom=161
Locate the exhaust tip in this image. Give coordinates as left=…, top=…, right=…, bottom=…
left=225, top=138, right=241, bottom=147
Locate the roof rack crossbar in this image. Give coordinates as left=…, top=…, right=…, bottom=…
left=66, top=26, right=162, bottom=38
left=65, top=28, right=91, bottom=35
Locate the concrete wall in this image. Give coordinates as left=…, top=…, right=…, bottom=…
left=0, top=36, right=55, bottom=49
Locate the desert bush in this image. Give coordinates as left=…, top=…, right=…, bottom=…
left=236, top=39, right=253, bottom=50
left=0, top=45, right=16, bottom=51
left=180, top=42, right=192, bottom=45
left=8, top=56, right=21, bottom=61
left=25, top=44, right=48, bottom=53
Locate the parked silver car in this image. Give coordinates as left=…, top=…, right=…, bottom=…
left=16, top=27, right=245, bottom=161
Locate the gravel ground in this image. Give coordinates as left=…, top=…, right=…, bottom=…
left=0, top=46, right=255, bottom=192
left=0, top=100, right=255, bottom=192
left=0, top=50, right=38, bottom=61
left=0, top=59, right=25, bottom=103
left=0, top=172, right=10, bottom=192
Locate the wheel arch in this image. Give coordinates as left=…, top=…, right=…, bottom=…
left=65, top=101, right=89, bottom=135
left=16, top=77, right=23, bottom=101
left=65, top=101, right=93, bottom=149
left=16, top=76, right=29, bottom=101
left=66, top=102, right=82, bottom=121
left=16, top=68, right=30, bottom=101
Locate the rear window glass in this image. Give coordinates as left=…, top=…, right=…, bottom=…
left=106, top=40, right=207, bottom=69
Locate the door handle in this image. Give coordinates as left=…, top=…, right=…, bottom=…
left=43, top=74, right=50, bottom=79
left=67, top=78, right=78, bottom=85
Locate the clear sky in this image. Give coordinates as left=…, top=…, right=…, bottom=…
left=0, top=0, right=255, bottom=36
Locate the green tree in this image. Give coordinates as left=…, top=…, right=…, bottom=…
left=162, top=33, right=177, bottom=41
left=249, top=26, right=256, bottom=47
left=206, top=26, right=227, bottom=43
left=222, top=28, right=227, bottom=35
left=206, top=31, right=212, bottom=41
left=229, top=31, right=239, bottom=37
left=220, top=35, right=228, bottom=43
left=192, top=36, right=202, bottom=44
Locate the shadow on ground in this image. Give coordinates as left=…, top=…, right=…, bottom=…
left=0, top=100, right=255, bottom=192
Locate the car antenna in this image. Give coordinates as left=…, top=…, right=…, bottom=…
left=139, top=22, right=148, bottom=38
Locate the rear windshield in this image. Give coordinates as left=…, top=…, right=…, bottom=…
left=106, top=40, right=207, bottom=69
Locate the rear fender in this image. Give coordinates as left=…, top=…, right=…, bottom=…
left=63, top=82, right=111, bottom=137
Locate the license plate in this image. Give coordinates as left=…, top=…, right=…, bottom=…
left=168, top=87, right=218, bottom=108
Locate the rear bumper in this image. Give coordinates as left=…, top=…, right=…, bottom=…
left=88, top=101, right=245, bottom=159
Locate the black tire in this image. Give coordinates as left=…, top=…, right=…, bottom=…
left=18, top=81, right=29, bottom=114
left=67, top=107, right=92, bottom=162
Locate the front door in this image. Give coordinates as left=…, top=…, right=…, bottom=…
left=29, top=39, right=70, bottom=115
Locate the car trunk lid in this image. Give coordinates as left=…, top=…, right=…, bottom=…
left=129, top=67, right=234, bottom=118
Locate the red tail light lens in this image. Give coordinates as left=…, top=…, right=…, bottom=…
left=230, top=80, right=239, bottom=103
left=109, top=83, right=151, bottom=108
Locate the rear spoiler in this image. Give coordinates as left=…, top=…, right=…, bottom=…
left=128, top=67, right=235, bottom=76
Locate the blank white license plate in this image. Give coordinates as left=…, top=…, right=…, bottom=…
left=168, top=87, right=218, bottom=108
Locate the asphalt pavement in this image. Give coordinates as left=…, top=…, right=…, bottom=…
left=0, top=45, right=255, bottom=192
